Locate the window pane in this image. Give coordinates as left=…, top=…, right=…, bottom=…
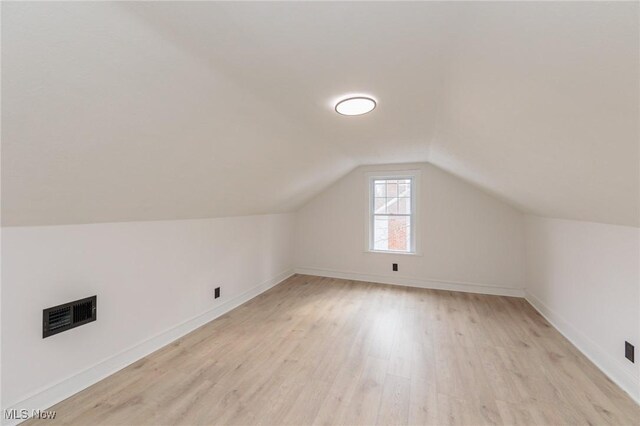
left=386, top=197, right=398, bottom=214
left=374, top=198, right=386, bottom=214
left=374, top=183, right=386, bottom=197
left=373, top=215, right=410, bottom=252
left=398, top=197, right=411, bottom=214
left=398, top=183, right=410, bottom=197
left=373, top=216, right=389, bottom=251
left=386, top=182, right=398, bottom=197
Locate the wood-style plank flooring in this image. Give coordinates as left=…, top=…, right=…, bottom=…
left=28, top=274, right=640, bottom=425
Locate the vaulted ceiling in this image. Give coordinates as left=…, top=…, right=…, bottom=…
left=2, top=2, right=638, bottom=226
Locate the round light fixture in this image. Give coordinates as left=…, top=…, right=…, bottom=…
left=335, top=96, right=376, bottom=116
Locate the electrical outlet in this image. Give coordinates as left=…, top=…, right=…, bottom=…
left=392, top=263, right=398, bottom=272
left=214, top=287, right=221, bottom=299
left=625, top=341, right=634, bottom=363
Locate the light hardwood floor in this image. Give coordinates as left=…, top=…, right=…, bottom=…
left=27, top=274, right=639, bottom=425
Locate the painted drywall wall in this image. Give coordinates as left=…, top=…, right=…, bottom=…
left=295, top=163, right=526, bottom=295
left=1, top=213, right=294, bottom=411
left=524, top=216, right=640, bottom=402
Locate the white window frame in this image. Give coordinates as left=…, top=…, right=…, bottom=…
left=365, top=170, right=420, bottom=255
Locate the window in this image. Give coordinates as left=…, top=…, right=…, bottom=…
left=368, top=173, right=417, bottom=253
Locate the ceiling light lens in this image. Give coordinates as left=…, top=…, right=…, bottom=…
left=335, top=97, right=376, bottom=116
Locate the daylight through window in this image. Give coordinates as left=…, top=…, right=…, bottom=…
left=370, top=177, right=414, bottom=253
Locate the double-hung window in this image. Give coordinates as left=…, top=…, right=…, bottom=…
left=368, top=173, right=417, bottom=253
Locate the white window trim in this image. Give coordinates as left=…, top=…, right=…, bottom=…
left=364, top=170, right=421, bottom=255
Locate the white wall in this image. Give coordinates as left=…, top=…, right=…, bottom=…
left=524, top=216, right=640, bottom=402
left=3, top=165, right=637, bottom=415
left=1, top=213, right=295, bottom=412
left=294, top=163, right=639, bottom=401
left=295, top=163, right=526, bottom=295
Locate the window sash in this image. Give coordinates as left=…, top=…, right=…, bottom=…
left=369, top=176, right=415, bottom=253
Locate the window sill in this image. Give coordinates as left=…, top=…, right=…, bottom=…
left=365, top=250, right=422, bottom=257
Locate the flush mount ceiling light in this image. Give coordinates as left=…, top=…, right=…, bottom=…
left=335, top=96, right=377, bottom=116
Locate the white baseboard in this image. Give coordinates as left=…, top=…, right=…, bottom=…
left=2, top=269, right=295, bottom=426
left=6, top=268, right=636, bottom=425
left=297, top=267, right=638, bottom=404
left=294, top=267, right=525, bottom=297
left=525, top=291, right=640, bottom=405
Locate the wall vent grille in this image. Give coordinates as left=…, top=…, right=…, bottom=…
left=43, top=296, right=96, bottom=338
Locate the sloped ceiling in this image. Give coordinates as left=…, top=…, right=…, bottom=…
left=2, top=2, right=638, bottom=226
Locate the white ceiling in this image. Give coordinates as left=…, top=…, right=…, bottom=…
left=2, top=2, right=638, bottom=226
